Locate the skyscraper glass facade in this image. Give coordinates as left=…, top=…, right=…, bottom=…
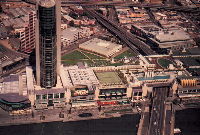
left=38, top=4, right=57, bottom=88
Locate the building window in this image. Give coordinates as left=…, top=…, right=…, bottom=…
left=80, top=97, right=86, bottom=99
left=60, top=93, right=65, bottom=98
left=36, top=95, right=41, bottom=100
left=42, top=94, right=47, bottom=99
left=54, top=93, right=59, bottom=98
left=134, top=92, right=137, bottom=96
left=48, top=94, right=53, bottom=99
left=138, top=92, right=142, bottom=96
left=89, top=97, right=94, bottom=100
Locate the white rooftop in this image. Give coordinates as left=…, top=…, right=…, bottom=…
left=62, top=66, right=99, bottom=87
left=155, top=30, right=191, bottom=43
left=134, top=25, right=191, bottom=43
left=79, top=38, right=122, bottom=57
left=61, top=27, right=91, bottom=41
left=68, top=68, right=99, bottom=86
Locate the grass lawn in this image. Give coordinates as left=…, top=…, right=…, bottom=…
left=95, top=72, right=122, bottom=84
left=157, top=58, right=173, bottom=68
left=108, top=63, right=124, bottom=66
left=62, top=50, right=124, bottom=66
left=114, top=50, right=136, bottom=59
left=62, top=59, right=93, bottom=66
left=89, top=60, right=108, bottom=67
left=90, top=60, right=123, bottom=67
left=62, top=50, right=87, bottom=60
left=62, top=50, right=92, bottom=65
left=80, top=50, right=105, bottom=59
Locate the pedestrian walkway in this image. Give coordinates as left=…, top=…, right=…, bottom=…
left=0, top=104, right=139, bottom=126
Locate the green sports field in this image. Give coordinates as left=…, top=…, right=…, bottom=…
left=95, top=72, right=122, bottom=84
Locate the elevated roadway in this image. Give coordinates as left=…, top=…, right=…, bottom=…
left=84, top=8, right=157, bottom=56
left=137, top=85, right=175, bottom=135
left=148, top=87, right=169, bottom=135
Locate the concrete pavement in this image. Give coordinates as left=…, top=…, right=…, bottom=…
left=0, top=104, right=139, bottom=126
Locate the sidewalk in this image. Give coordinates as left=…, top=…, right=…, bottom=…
left=0, top=105, right=139, bottom=126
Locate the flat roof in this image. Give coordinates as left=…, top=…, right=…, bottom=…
left=0, top=45, right=28, bottom=67
left=2, top=7, right=35, bottom=28
left=68, top=68, right=99, bottom=86
left=7, top=7, right=35, bottom=17
left=177, top=57, right=200, bottom=67
left=61, top=27, right=89, bottom=41
left=133, top=25, right=191, bottom=43
left=79, top=38, right=122, bottom=56
left=172, top=47, right=200, bottom=56
left=155, top=30, right=191, bottom=43
left=0, top=74, right=20, bottom=94
left=35, top=88, right=65, bottom=95
left=95, top=71, right=122, bottom=84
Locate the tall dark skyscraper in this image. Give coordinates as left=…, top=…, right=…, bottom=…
left=35, top=0, right=61, bottom=89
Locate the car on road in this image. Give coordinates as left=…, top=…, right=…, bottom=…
left=78, top=113, right=92, bottom=117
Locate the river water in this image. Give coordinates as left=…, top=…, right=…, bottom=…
left=175, top=108, right=200, bottom=135
left=0, top=114, right=140, bottom=135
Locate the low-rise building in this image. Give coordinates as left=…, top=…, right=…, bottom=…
left=0, top=26, right=9, bottom=39
left=61, top=27, right=95, bottom=47
left=153, top=30, right=194, bottom=49
left=0, top=13, right=9, bottom=20
left=0, top=45, right=28, bottom=78
left=34, top=88, right=66, bottom=109
left=8, top=38, right=21, bottom=51
left=116, top=8, right=148, bottom=23
left=68, top=68, right=99, bottom=86
left=61, top=66, right=99, bottom=107
left=2, top=7, right=36, bottom=53
left=79, top=38, right=122, bottom=58
left=131, top=25, right=196, bottom=53
left=95, top=71, right=130, bottom=106
left=129, top=69, right=174, bottom=102
left=62, top=15, right=95, bottom=26
left=0, top=74, right=30, bottom=111
left=71, top=85, right=96, bottom=107
left=177, top=76, right=200, bottom=103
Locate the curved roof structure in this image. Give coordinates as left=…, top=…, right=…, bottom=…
left=0, top=93, right=29, bottom=103
left=38, top=0, right=55, bottom=8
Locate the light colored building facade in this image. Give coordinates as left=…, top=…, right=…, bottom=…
left=19, top=11, right=36, bottom=53
left=131, top=24, right=196, bottom=51
left=61, top=27, right=95, bottom=47
left=2, top=7, right=36, bottom=53
left=177, top=76, right=200, bottom=103
left=61, top=66, right=99, bottom=107
left=79, top=38, right=122, bottom=58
